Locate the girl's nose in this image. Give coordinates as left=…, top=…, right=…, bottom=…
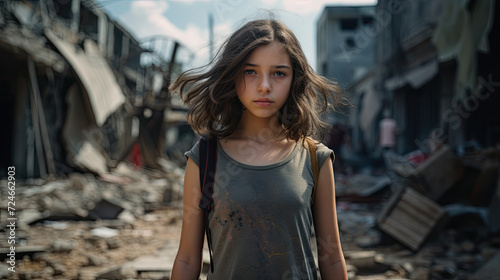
left=257, top=76, right=271, bottom=94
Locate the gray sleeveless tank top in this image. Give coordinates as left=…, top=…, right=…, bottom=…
left=185, top=139, right=334, bottom=280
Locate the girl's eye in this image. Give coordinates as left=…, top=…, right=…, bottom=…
left=274, top=71, right=286, bottom=77
left=245, top=69, right=256, bottom=75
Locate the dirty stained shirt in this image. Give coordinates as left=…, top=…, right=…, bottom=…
left=185, top=139, right=334, bottom=280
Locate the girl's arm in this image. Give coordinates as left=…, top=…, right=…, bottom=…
left=171, top=158, right=206, bottom=280
left=313, top=159, right=348, bottom=280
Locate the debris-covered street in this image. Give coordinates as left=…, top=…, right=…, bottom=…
left=0, top=161, right=186, bottom=279
left=2, top=143, right=500, bottom=279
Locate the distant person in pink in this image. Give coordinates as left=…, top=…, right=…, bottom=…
left=379, top=109, right=396, bottom=151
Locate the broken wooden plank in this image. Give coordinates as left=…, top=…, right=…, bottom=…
left=28, top=56, right=56, bottom=177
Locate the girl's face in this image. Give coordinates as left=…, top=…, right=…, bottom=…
left=236, top=41, right=293, bottom=120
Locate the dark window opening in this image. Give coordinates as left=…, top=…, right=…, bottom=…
left=114, top=27, right=123, bottom=59
left=341, top=18, right=358, bottom=30
left=79, top=7, right=98, bottom=41
left=54, top=0, right=72, bottom=20
left=362, top=17, right=374, bottom=25
left=346, top=37, right=356, bottom=48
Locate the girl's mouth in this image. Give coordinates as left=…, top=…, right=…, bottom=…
left=254, top=99, right=273, bottom=106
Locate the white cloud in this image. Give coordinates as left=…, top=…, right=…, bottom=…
left=282, top=0, right=377, bottom=15
left=171, top=0, right=211, bottom=3
left=132, top=0, right=169, bottom=13
left=213, top=22, right=232, bottom=41
left=258, top=0, right=281, bottom=6
left=117, top=1, right=208, bottom=55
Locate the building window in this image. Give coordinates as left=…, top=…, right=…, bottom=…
left=346, top=37, right=356, bottom=48
left=341, top=18, right=358, bottom=30
left=54, top=0, right=72, bottom=20
left=362, top=16, right=374, bottom=25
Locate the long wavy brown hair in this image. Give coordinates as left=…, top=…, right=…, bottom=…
left=169, top=19, right=346, bottom=141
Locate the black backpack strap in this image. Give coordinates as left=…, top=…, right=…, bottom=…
left=305, top=137, right=319, bottom=205
left=198, top=137, right=216, bottom=273
left=199, top=137, right=217, bottom=212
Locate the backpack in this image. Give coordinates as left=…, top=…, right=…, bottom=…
left=198, top=137, right=319, bottom=273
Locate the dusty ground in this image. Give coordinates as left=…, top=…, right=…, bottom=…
left=2, top=203, right=500, bottom=280
left=1, top=171, right=499, bottom=280
left=1, top=207, right=183, bottom=280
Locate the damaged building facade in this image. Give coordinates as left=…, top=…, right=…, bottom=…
left=0, top=2, right=190, bottom=277
left=317, top=1, right=500, bottom=279
left=321, top=0, right=500, bottom=214
left=318, top=0, right=500, bottom=157
left=0, top=0, right=191, bottom=180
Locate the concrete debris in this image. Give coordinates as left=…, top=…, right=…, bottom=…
left=338, top=174, right=391, bottom=197
left=344, top=251, right=387, bottom=273
left=106, top=238, right=121, bottom=250
left=117, top=209, right=136, bottom=225
left=22, top=181, right=71, bottom=197
left=0, top=263, right=10, bottom=278
left=332, top=146, right=500, bottom=280
left=17, top=209, right=44, bottom=229
left=95, top=265, right=137, bottom=280
left=6, top=161, right=182, bottom=227
left=0, top=155, right=186, bottom=280
left=338, top=208, right=377, bottom=235
left=355, top=229, right=382, bottom=248
left=90, top=227, right=119, bottom=239
left=0, top=246, right=49, bottom=260
left=51, top=262, right=67, bottom=276
left=1, top=146, right=499, bottom=280
left=85, top=254, right=107, bottom=267
left=72, top=141, right=110, bottom=175
left=51, top=239, right=76, bottom=253
left=41, top=266, right=55, bottom=277
left=346, top=264, right=357, bottom=279
left=43, top=221, right=69, bottom=230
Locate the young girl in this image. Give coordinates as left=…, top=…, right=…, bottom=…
left=170, top=19, right=348, bottom=280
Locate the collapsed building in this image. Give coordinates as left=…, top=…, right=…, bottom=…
left=0, top=2, right=192, bottom=277
left=0, top=0, right=194, bottom=180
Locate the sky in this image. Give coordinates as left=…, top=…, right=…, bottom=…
left=96, top=0, right=377, bottom=71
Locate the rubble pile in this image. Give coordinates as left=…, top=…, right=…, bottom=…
left=4, top=161, right=183, bottom=228
left=334, top=144, right=500, bottom=280
left=0, top=161, right=185, bottom=280
left=1, top=145, right=500, bottom=280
